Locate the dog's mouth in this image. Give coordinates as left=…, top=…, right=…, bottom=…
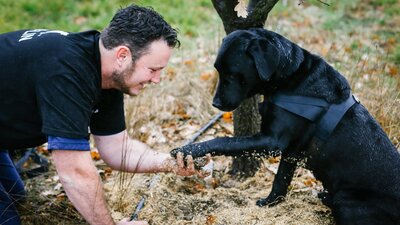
left=212, top=101, right=239, bottom=112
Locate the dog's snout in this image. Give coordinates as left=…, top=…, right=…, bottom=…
left=212, top=98, right=222, bottom=109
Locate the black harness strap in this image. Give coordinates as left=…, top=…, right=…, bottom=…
left=270, top=93, right=359, bottom=142
left=315, top=95, right=359, bottom=141
left=271, top=94, right=329, bottom=121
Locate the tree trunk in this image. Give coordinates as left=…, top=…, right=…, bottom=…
left=211, top=0, right=279, bottom=178
left=230, top=95, right=262, bottom=177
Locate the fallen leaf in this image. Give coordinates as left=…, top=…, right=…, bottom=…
left=90, top=150, right=101, bottom=161
left=387, top=65, right=398, bottom=76
left=387, top=37, right=396, bottom=45
left=200, top=71, right=213, bottom=81
left=222, top=112, right=233, bottom=123
left=372, top=34, right=380, bottom=41
left=303, top=178, right=317, bottom=187
left=268, top=156, right=281, bottom=164
left=36, top=145, right=49, bottom=155
left=194, top=183, right=205, bottom=192
left=184, top=59, right=194, bottom=66
left=165, top=67, right=176, bottom=80
left=320, top=47, right=330, bottom=57
left=234, top=0, right=248, bottom=18
left=344, top=46, right=352, bottom=53
left=206, top=215, right=217, bottom=225
left=104, top=167, right=113, bottom=175
left=56, top=193, right=67, bottom=201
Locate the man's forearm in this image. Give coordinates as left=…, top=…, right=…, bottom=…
left=94, top=131, right=197, bottom=176
left=52, top=150, right=115, bottom=225
left=112, top=139, right=175, bottom=173
left=94, top=131, right=174, bottom=173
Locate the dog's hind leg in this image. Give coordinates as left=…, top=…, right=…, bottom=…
left=256, top=159, right=297, bottom=207
left=331, top=191, right=400, bottom=225
left=332, top=204, right=398, bottom=225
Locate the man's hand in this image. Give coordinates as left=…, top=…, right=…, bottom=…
left=163, top=152, right=196, bottom=176
left=165, top=152, right=212, bottom=178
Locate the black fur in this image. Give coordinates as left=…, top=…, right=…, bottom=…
left=171, top=28, right=400, bottom=225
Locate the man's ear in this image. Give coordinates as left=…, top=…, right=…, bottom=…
left=246, top=38, right=280, bottom=81
left=116, top=46, right=131, bottom=67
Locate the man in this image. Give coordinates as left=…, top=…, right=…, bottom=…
left=0, top=5, right=197, bottom=225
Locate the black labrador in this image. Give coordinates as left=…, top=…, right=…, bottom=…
left=171, top=28, right=400, bottom=225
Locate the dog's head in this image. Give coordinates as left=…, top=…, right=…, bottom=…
left=212, top=28, right=303, bottom=111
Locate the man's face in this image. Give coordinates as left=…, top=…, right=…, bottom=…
left=112, top=40, right=172, bottom=95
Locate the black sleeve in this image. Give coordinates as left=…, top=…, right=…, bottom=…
left=90, top=89, right=126, bottom=136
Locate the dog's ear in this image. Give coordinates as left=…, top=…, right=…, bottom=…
left=246, top=38, right=280, bottom=81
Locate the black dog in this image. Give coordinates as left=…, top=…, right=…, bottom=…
left=171, top=28, right=400, bottom=225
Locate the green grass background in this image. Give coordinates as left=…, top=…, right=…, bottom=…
left=0, top=0, right=398, bottom=65
left=0, top=0, right=216, bottom=37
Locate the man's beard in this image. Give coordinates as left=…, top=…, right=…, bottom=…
left=111, top=65, right=135, bottom=95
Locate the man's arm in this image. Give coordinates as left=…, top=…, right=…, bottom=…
left=93, top=130, right=196, bottom=175
left=52, top=150, right=147, bottom=225
left=52, top=150, right=115, bottom=225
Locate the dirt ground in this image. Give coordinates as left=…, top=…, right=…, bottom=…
left=18, top=1, right=398, bottom=224
left=20, top=122, right=334, bottom=225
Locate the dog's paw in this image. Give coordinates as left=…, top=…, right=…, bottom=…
left=170, top=147, right=183, bottom=158
left=170, top=146, right=197, bottom=159
left=170, top=143, right=208, bottom=159
left=256, top=195, right=285, bottom=207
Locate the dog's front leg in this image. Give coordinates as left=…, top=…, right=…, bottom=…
left=256, top=158, right=297, bottom=207
left=171, top=134, right=283, bottom=158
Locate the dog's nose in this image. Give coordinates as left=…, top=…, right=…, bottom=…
left=212, top=102, right=221, bottom=109
left=212, top=98, right=222, bottom=109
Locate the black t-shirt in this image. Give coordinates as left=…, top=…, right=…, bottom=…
left=0, top=29, right=125, bottom=149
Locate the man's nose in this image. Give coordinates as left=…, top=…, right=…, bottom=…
left=151, top=72, right=161, bottom=84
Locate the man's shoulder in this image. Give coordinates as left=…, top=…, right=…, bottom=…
left=69, top=30, right=100, bottom=39
left=9, top=29, right=99, bottom=53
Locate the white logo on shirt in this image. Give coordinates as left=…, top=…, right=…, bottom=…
left=18, top=29, right=69, bottom=42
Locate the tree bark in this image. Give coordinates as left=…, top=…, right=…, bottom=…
left=230, top=95, right=262, bottom=177
left=212, top=0, right=279, bottom=33
left=211, top=0, right=279, bottom=178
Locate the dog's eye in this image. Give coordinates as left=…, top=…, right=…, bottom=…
left=226, top=73, right=244, bottom=84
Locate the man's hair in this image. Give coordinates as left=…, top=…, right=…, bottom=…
left=100, top=4, right=180, bottom=63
